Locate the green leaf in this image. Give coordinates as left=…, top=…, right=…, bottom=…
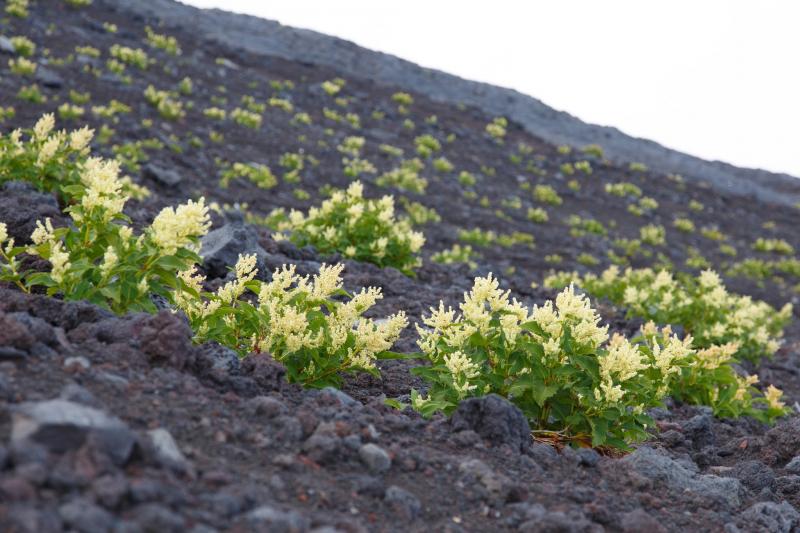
left=376, top=351, right=423, bottom=361
left=384, top=398, right=406, bottom=410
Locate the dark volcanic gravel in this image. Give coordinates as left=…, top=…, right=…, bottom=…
left=1, top=2, right=800, bottom=532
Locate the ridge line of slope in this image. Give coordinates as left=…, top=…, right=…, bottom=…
left=106, top=0, right=800, bottom=206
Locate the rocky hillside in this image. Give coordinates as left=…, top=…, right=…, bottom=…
left=1, top=1, right=800, bottom=532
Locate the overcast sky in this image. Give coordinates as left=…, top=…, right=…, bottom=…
left=182, top=0, right=799, bottom=177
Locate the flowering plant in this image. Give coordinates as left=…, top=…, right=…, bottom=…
left=174, top=258, right=407, bottom=387
left=0, top=114, right=148, bottom=202
left=273, top=181, right=425, bottom=275
left=664, top=331, right=790, bottom=422
left=0, top=117, right=209, bottom=314
left=411, top=275, right=694, bottom=449
left=545, top=266, right=792, bottom=363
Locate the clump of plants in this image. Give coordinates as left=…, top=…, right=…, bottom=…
left=544, top=266, right=792, bottom=363
left=231, top=107, right=262, bottom=129
left=219, top=162, right=277, bottom=189
left=174, top=259, right=407, bottom=387
left=6, top=0, right=29, bottom=17
left=485, top=117, right=507, bottom=142
left=656, top=323, right=790, bottom=422
left=411, top=276, right=694, bottom=448
left=431, top=244, right=479, bottom=270
left=0, top=117, right=210, bottom=314
left=143, top=85, right=185, bottom=120
left=753, top=238, right=793, bottom=255
left=109, top=45, right=149, bottom=69
left=533, top=184, right=563, bottom=206
left=273, top=181, right=425, bottom=275
left=376, top=158, right=427, bottom=193
left=145, top=26, right=181, bottom=55
left=0, top=114, right=148, bottom=202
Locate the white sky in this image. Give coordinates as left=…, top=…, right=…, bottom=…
left=182, top=0, right=800, bottom=177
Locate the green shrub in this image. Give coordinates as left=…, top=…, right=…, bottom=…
left=544, top=266, right=792, bottom=363
left=753, top=238, right=794, bottom=255
left=145, top=26, right=181, bottom=55
left=605, top=182, right=642, bottom=198
left=6, top=0, right=29, bottom=17
left=533, top=184, right=562, bottom=206
left=400, top=199, right=441, bottom=225
left=17, top=84, right=45, bottom=103
left=109, top=45, right=149, bottom=69
left=582, top=144, right=604, bottom=158
left=673, top=217, right=695, bottom=233
left=527, top=207, right=548, bottom=223
left=640, top=224, right=665, bottom=246
left=664, top=332, right=789, bottom=422
left=174, top=259, right=407, bottom=387
left=58, top=103, right=85, bottom=121
left=203, top=107, right=226, bottom=121
left=0, top=115, right=148, bottom=202
left=485, top=117, right=507, bottom=141
left=10, top=36, right=36, bottom=57
left=414, top=134, right=441, bottom=158
left=143, top=85, right=184, bottom=120
left=274, top=181, right=425, bottom=275
left=391, top=92, right=413, bottom=106
left=431, top=244, right=479, bottom=269
left=9, top=57, right=36, bottom=76
left=0, top=119, right=209, bottom=314
left=376, top=158, right=427, bottom=193
left=411, top=277, right=694, bottom=449
left=230, top=107, right=262, bottom=129
left=219, top=162, right=277, bottom=189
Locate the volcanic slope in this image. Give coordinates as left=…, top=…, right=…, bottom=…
left=0, top=1, right=800, bottom=532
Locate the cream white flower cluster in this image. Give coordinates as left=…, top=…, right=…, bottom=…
left=416, top=275, right=692, bottom=409
left=28, top=218, right=70, bottom=283
left=412, top=274, right=696, bottom=446
left=545, top=266, right=792, bottom=363
left=174, top=257, right=408, bottom=386
left=150, top=198, right=211, bottom=255
left=0, top=114, right=148, bottom=202
left=0, top=116, right=209, bottom=314
left=274, top=181, right=424, bottom=275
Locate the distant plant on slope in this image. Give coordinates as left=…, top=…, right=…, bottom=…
left=273, top=181, right=424, bottom=275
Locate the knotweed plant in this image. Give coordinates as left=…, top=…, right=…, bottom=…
left=9, top=57, right=37, bottom=76
left=219, top=162, right=277, bottom=189
left=485, top=117, right=507, bottom=142
left=545, top=266, right=792, bottom=363
left=0, top=115, right=148, bottom=202
left=6, top=0, right=29, bottom=17
left=646, top=323, right=790, bottom=422
left=145, top=26, right=181, bottom=55
left=376, top=159, right=427, bottom=194
left=431, top=244, right=479, bottom=270
left=533, top=184, right=563, bottom=206
left=10, top=36, right=36, bottom=57
left=109, top=45, right=149, bottom=69
left=174, top=259, right=408, bottom=387
left=0, top=152, right=210, bottom=314
left=273, top=181, right=424, bottom=275
left=411, top=276, right=694, bottom=449
left=144, top=86, right=185, bottom=120
left=753, top=238, right=794, bottom=255
left=231, top=107, right=262, bottom=129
